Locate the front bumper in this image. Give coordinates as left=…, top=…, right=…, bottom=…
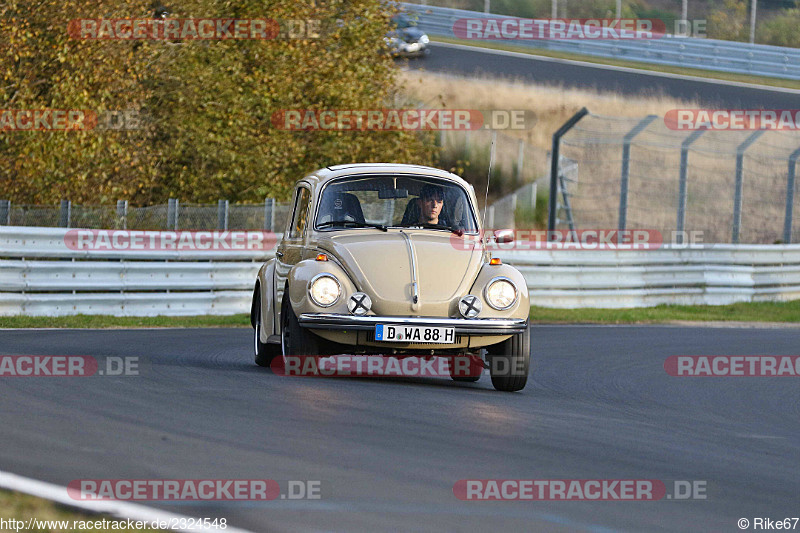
left=298, top=314, right=528, bottom=335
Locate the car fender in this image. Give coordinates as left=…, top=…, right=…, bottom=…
left=286, top=259, right=358, bottom=317
left=252, top=259, right=277, bottom=339
left=467, top=263, right=529, bottom=320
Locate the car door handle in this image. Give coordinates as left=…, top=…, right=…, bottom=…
left=276, top=251, right=284, bottom=258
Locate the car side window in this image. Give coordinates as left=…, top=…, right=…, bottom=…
left=288, top=187, right=311, bottom=239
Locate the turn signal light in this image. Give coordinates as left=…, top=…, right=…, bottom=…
left=490, top=258, right=502, bottom=265
left=316, top=253, right=328, bottom=261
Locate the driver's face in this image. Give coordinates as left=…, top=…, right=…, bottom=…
left=419, top=194, right=443, bottom=223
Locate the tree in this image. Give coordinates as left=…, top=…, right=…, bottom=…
left=707, top=0, right=749, bottom=41
left=0, top=0, right=436, bottom=204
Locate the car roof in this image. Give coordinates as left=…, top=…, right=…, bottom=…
left=303, top=163, right=472, bottom=190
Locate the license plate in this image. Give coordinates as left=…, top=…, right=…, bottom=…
left=375, top=324, right=455, bottom=344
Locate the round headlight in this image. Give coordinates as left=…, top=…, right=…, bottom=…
left=309, top=274, right=341, bottom=307
left=484, top=278, right=518, bottom=310
left=420, top=34, right=430, bottom=44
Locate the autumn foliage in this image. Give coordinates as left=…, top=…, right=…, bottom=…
left=0, top=0, right=436, bottom=204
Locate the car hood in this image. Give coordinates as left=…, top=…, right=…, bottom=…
left=316, top=230, right=483, bottom=316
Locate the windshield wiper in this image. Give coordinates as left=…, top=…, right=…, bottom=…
left=395, top=222, right=464, bottom=236
left=317, top=220, right=387, bottom=232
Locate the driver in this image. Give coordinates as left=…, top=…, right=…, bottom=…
left=417, top=184, right=445, bottom=225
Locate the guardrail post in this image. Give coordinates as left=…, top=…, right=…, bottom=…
left=264, top=198, right=275, bottom=231
left=59, top=200, right=71, bottom=228
left=548, top=107, right=588, bottom=239
left=618, top=115, right=657, bottom=231
left=218, top=199, right=229, bottom=230
left=784, top=147, right=800, bottom=243
left=167, top=198, right=179, bottom=230
left=116, top=200, right=128, bottom=230
left=676, top=128, right=705, bottom=244
left=0, top=200, right=10, bottom=226
left=732, top=130, right=765, bottom=243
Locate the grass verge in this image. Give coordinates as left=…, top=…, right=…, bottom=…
left=0, top=490, right=164, bottom=532
left=0, top=314, right=251, bottom=329
left=529, top=300, right=800, bottom=324
left=1, top=301, right=800, bottom=328
left=431, top=36, right=800, bottom=90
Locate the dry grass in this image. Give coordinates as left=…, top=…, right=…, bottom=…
left=397, top=69, right=700, bottom=153
left=397, top=70, right=800, bottom=243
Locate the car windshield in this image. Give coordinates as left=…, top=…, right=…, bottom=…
left=391, top=14, right=416, bottom=29
left=315, top=175, right=478, bottom=233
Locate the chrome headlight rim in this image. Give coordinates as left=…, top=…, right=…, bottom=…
left=483, top=276, right=518, bottom=311
left=308, top=273, right=342, bottom=308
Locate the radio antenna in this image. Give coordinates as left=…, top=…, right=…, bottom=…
left=480, top=131, right=497, bottom=241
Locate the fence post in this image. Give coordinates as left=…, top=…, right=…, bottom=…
left=264, top=198, right=275, bottom=231
left=784, top=147, right=800, bottom=243
left=618, top=115, right=657, bottom=231
left=515, top=138, right=525, bottom=186
left=732, top=130, right=764, bottom=243
left=167, top=198, right=179, bottom=230
left=548, top=107, right=588, bottom=238
left=676, top=129, right=705, bottom=243
left=59, top=200, right=71, bottom=228
left=116, top=200, right=128, bottom=230
left=218, top=199, right=229, bottom=230
left=0, top=200, right=9, bottom=226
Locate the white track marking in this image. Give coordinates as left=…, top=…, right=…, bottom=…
left=0, top=470, right=253, bottom=533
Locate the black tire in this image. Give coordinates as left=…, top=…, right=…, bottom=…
left=253, top=292, right=280, bottom=367
left=280, top=291, right=326, bottom=357
left=449, top=354, right=482, bottom=382
left=487, top=326, right=530, bottom=392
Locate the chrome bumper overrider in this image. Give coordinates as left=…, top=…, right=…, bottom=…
left=298, top=314, right=528, bottom=335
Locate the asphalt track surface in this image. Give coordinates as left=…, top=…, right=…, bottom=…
left=1, top=326, right=799, bottom=532
left=407, top=42, right=800, bottom=109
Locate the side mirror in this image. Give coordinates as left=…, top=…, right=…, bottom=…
left=494, top=229, right=514, bottom=244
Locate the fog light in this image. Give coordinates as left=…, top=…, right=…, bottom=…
left=459, top=295, right=482, bottom=318
left=348, top=292, right=372, bottom=316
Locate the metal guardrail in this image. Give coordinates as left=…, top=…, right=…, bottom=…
left=2, top=227, right=800, bottom=315
left=403, top=3, right=800, bottom=81
left=508, top=245, right=800, bottom=307
left=0, top=227, right=272, bottom=317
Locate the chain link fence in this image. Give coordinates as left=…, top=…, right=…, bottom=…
left=553, top=113, right=800, bottom=244
left=0, top=199, right=294, bottom=232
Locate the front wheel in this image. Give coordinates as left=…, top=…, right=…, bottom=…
left=449, top=354, right=483, bottom=382
left=280, top=292, right=328, bottom=357
left=487, top=327, right=530, bottom=392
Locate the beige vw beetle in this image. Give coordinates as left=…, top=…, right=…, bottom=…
left=251, top=163, right=530, bottom=391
